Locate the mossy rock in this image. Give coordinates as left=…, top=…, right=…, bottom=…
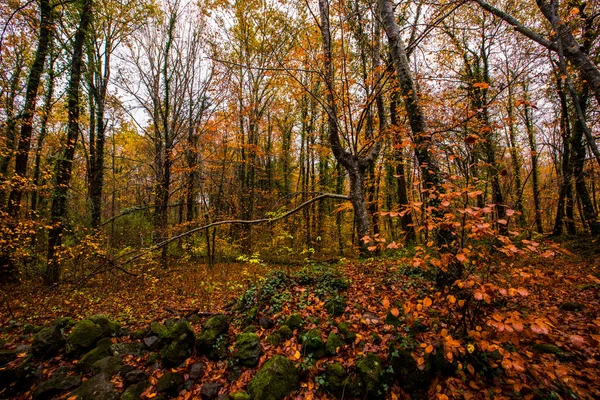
left=321, top=362, right=349, bottom=397
left=149, top=322, right=167, bottom=337
left=33, top=373, right=81, bottom=400
left=110, top=342, right=144, bottom=356
left=324, top=296, right=346, bottom=316
left=284, top=314, right=303, bottom=330
left=145, top=352, right=160, bottom=366
left=196, top=315, right=229, bottom=359
left=72, top=372, right=119, bottom=400
left=32, top=325, right=65, bottom=358
left=301, top=329, right=325, bottom=359
left=247, top=355, right=299, bottom=400
left=389, top=346, right=432, bottom=395
left=234, top=333, right=262, bottom=367
left=325, top=332, right=343, bottom=356
left=160, top=321, right=196, bottom=367
left=91, top=356, right=122, bottom=375
left=66, top=320, right=104, bottom=356
left=266, top=333, right=281, bottom=346
left=277, top=325, right=293, bottom=339
left=53, top=317, right=76, bottom=329
left=156, top=371, right=183, bottom=396
left=336, top=322, right=356, bottom=343
left=88, top=315, right=120, bottom=338
left=0, top=349, right=17, bottom=367
left=230, top=392, right=250, bottom=400
left=356, top=353, right=385, bottom=397
left=78, top=339, right=113, bottom=373
left=243, top=325, right=258, bottom=333
left=532, top=343, right=562, bottom=355
left=24, top=324, right=43, bottom=335
left=121, top=381, right=150, bottom=400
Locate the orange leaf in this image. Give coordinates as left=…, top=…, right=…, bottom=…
left=423, top=297, right=432, bottom=307
left=425, top=344, right=434, bottom=354
left=390, top=308, right=400, bottom=317
left=382, top=298, right=390, bottom=308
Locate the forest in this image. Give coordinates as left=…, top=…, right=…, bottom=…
left=0, top=0, right=599, bottom=398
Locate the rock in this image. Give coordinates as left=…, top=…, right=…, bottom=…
left=243, top=325, right=258, bottom=333
left=149, top=322, right=167, bottom=337
left=121, top=381, right=150, bottom=400
left=258, top=317, right=274, bottom=329
left=385, top=310, right=401, bottom=326
left=337, top=322, right=356, bottom=343
left=277, top=325, right=292, bottom=339
left=110, top=342, right=144, bottom=356
left=325, top=332, right=343, bottom=356
left=72, top=372, right=119, bottom=400
left=124, top=369, right=148, bottom=384
left=66, top=320, right=104, bottom=356
left=33, top=374, right=81, bottom=400
left=165, top=318, right=177, bottom=328
left=247, top=355, right=299, bottom=400
left=143, top=336, right=160, bottom=350
left=356, top=353, right=384, bottom=396
left=284, top=314, right=303, bottom=330
left=559, top=302, right=584, bottom=312
left=156, top=372, right=183, bottom=396
left=187, top=314, right=201, bottom=323
left=32, top=325, right=65, bottom=358
left=266, top=333, right=281, bottom=346
left=189, top=362, right=205, bottom=381
left=325, top=296, right=346, bottom=316
left=145, top=352, right=160, bottom=367
left=53, top=317, right=76, bottom=329
left=196, top=315, right=229, bottom=360
left=78, top=339, right=113, bottom=373
left=200, top=382, right=222, bottom=399
left=0, top=349, right=17, bottom=367
left=389, top=346, right=432, bottom=395
left=532, top=343, right=563, bottom=355
left=301, top=329, right=325, bottom=358
left=227, top=365, right=242, bottom=382
left=160, top=321, right=196, bottom=367
left=321, top=362, right=349, bottom=397
left=24, top=324, right=42, bottom=335
left=91, top=356, right=123, bottom=375
left=230, top=392, right=250, bottom=400
left=234, top=333, right=262, bottom=367
left=88, top=315, right=120, bottom=338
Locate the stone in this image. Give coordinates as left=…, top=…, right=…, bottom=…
left=72, top=372, right=119, bottom=400
left=325, top=296, right=346, bottom=316
left=277, top=325, right=292, bottom=339
left=559, top=302, right=584, bottom=312
left=200, top=382, right=222, bottom=399
left=266, top=333, right=281, bottom=346
left=110, top=342, right=144, bottom=356
left=91, top=356, right=123, bottom=375
left=143, top=336, right=160, bottom=350
left=160, top=321, right=196, bottom=367
left=258, top=317, right=274, bottom=329
left=196, top=315, right=229, bottom=360
left=234, top=333, right=262, bottom=368
left=78, top=339, right=113, bottom=373
left=32, top=374, right=81, bottom=400
left=53, top=317, right=76, bottom=329
left=88, top=315, right=120, bottom=338
left=243, top=325, right=258, bottom=333
left=356, top=353, right=384, bottom=396
left=389, top=346, right=432, bottom=395
left=247, top=355, right=299, bottom=400
left=188, top=314, right=201, bottom=323
left=532, top=343, right=563, bottom=355
left=283, top=314, right=303, bottom=330
left=337, top=322, right=356, bottom=343
left=145, top=352, right=160, bottom=367
left=189, top=362, right=205, bottom=381
left=301, top=329, right=325, bottom=358
left=66, top=320, right=104, bottom=356
left=321, top=362, right=349, bottom=398
left=325, top=332, right=343, bottom=356
left=230, top=392, right=250, bottom=400
left=121, top=381, right=150, bottom=400
left=156, top=372, right=183, bottom=396
left=32, top=325, right=65, bottom=358
left=0, top=349, right=17, bottom=367
left=124, top=369, right=148, bottom=384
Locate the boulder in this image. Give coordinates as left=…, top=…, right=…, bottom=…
left=33, top=374, right=81, bottom=400
left=160, top=321, right=196, bottom=367
left=258, top=317, right=274, bottom=329
left=91, top=356, right=122, bottom=375
left=321, top=362, right=349, bottom=398
left=356, top=353, right=384, bottom=397
left=325, top=332, right=343, bottom=356
left=110, top=342, right=144, bottom=356
left=283, top=314, right=303, bottom=330
left=123, top=369, right=148, bottom=385
left=196, top=315, right=229, bottom=360
left=66, top=320, right=104, bottom=356
left=301, top=330, right=325, bottom=358
left=200, top=382, right=222, bottom=399
left=337, top=322, right=356, bottom=343
left=389, top=346, right=432, bottom=395
left=143, top=336, right=160, bottom=350
left=324, top=296, right=346, bottom=316
left=266, top=333, right=281, bottom=346
left=247, top=355, right=299, bottom=400
left=277, top=325, right=293, bottom=339
left=121, top=381, right=150, bottom=400
left=72, top=372, right=119, bottom=400
left=88, top=315, right=120, bottom=338
left=32, top=325, right=65, bottom=358
left=189, top=362, right=205, bottom=381
left=0, top=349, right=17, bottom=367
left=78, top=339, right=113, bottom=373
left=156, top=371, right=183, bottom=397
left=234, top=333, right=262, bottom=367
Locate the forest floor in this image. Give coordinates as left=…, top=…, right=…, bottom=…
left=1, top=241, right=600, bottom=399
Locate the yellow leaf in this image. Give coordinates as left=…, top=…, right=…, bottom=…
left=447, top=295, right=456, bottom=305
left=294, top=351, right=301, bottom=360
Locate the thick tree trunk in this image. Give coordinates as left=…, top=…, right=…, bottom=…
left=46, top=0, right=93, bottom=285
left=8, top=0, right=54, bottom=217
left=523, top=96, right=543, bottom=234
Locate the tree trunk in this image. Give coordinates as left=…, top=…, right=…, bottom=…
left=46, top=0, right=93, bottom=285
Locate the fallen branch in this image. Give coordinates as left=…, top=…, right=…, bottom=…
left=117, top=193, right=350, bottom=268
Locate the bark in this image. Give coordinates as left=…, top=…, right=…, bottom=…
left=8, top=0, right=54, bottom=216
left=46, top=0, right=93, bottom=285
left=522, top=93, right=543, bottom=233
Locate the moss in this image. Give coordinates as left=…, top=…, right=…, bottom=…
left=160, top=321, right=195, bottom=367
left=91, top=355, right=122, bottom=375
left=247, top=355, right=299, bottom=400
left=301, top=329, right=325, bottom=358
left=266, top=333, right=281, bottom=346
left=32, top=325, right=65, bottom=358
left=87, top=315, right=120, bottom=337
left=284, top=314, right=303, bottom=330
left=532, top=343, right=563, bottom=355
left=325, top=332, right=343, bottom=356
left=356, top=353, right=384, bottom=396
left=321, top=362, right=348, bottom=397
left=72, top=372, right=118, bottom=400
left=324, top=296, right=346, bottom=316
left=156, top=372, right=183, bottom=396
left=196, top=315, right=228, bottom=352
left=230, top=392, right=250, bottom=400
left=78, top=339, right=112, bottom=372
left=234, top=333, right=262, bottom=367
left=337, top=322, right=356, bottom=343
left=388, top=346, right=432, bottom=394
left=53, top=317, right=76, bottom=329
left=66, top=320, right=104, bottom=356
left=33, top=374, right=82, bottom=400
left=277, top=325, right=293, bottom=339
left=121, top=381, right=150, bottom=400
left=150, top=322, right=167, bottom=337
left=243, top=325, right=258, bottom=333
